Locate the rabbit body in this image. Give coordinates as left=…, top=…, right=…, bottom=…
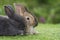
left=0, top=16, right=26, bottom=35
left=0, top=5, right=27, bottom=36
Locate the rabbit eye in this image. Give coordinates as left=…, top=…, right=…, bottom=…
left=27, top=17, right=29, bottom=20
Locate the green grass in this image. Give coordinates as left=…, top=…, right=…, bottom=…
left=0, top=24, right=60, bottom=40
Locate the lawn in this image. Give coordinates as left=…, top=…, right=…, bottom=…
left=0, top=24, right=60, bottom=40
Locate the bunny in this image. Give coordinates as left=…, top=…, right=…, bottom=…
left=0, top=5, right=27, bottom=36
left=13, top=3, right=38, bottom=35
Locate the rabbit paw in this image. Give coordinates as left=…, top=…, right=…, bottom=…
left=33, top=30, right=39, bottom=34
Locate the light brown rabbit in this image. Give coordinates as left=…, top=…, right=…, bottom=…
left=13, top=3, right=38, bottom=35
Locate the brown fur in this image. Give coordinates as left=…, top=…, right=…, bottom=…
left=13, top=3, right=38, bottom=35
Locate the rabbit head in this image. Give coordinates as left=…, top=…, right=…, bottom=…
left=14, top=3, right=38, bottom=27
left=14, top=3, right=38, bottom=34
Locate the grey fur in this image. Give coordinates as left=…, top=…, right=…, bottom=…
left=0, top=5, right=26, bottom=36
left=0, top=15, right=8, bottom=18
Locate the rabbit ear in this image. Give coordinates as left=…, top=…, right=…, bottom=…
left=4, top=5, right=15, bottom=18
left=14, top=3, right=26, bottom=16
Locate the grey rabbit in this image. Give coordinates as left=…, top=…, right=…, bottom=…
left=0, top=5, right=27, bottom=36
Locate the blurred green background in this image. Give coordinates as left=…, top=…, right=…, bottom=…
left=0, top=0, right=60, bottom=24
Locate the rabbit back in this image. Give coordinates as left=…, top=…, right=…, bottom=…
left=0, top=16, right=25, bottom=36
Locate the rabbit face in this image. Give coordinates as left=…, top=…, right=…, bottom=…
left=22, top=12, right=35, bottom=26
left=14, top=3, right=38, bottom=27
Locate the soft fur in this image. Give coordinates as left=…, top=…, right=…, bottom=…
left=14, top=3, right=38, bottom=35
left=0, top=5, right=26, bottom=36
left=0, top=4, right=38, bottom=36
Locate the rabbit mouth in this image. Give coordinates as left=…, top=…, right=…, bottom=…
left=25, top=26, right=34, bottom=34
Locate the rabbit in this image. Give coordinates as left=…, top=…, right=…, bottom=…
left=0, top=5, right=27, bottom=36
left=13, top=3, right=38, bottom=35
